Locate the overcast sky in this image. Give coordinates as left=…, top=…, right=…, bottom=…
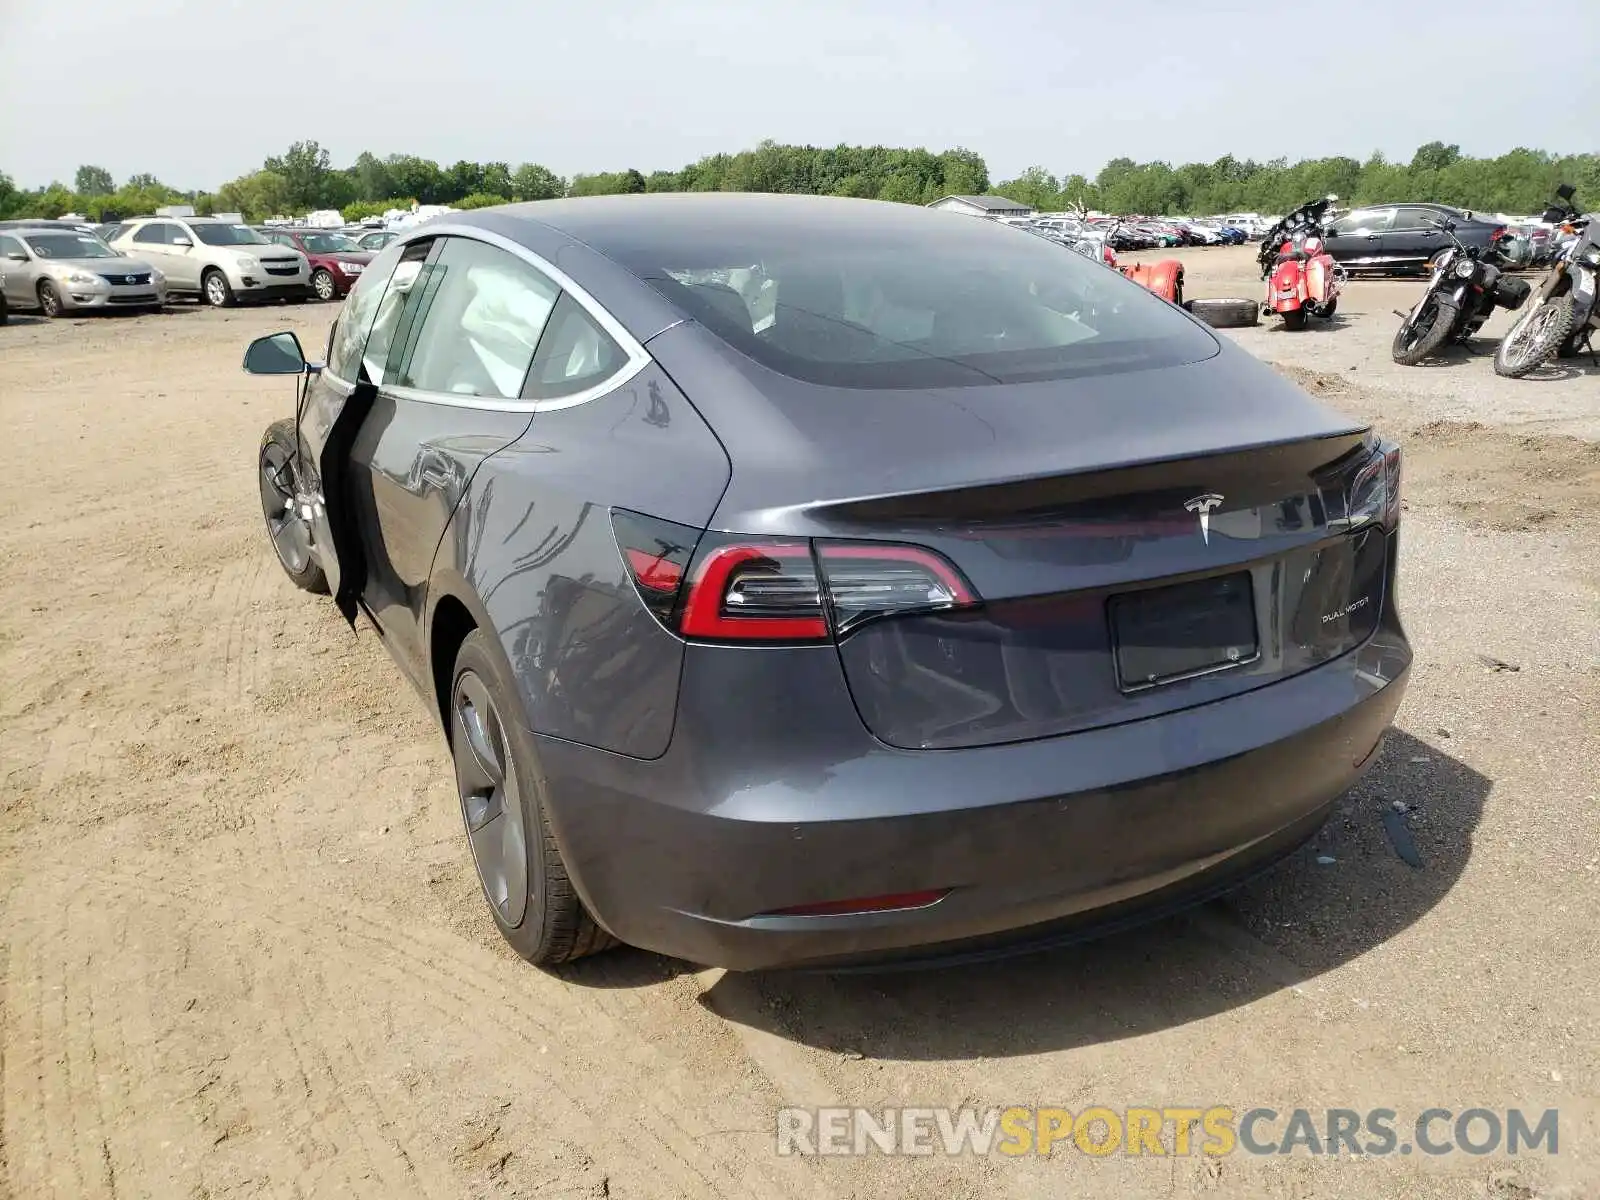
left=2, top=0, right=1596, bottom=191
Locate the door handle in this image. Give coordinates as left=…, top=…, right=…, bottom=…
left=1365, top=235, right=1379, bottom=241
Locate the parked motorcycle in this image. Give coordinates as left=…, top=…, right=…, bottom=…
left=1391, top=217, right=1531, bottom=365
left=1258, top=196, right=1346, bottom=330
left=1494, top=184, right=1600, bottom=377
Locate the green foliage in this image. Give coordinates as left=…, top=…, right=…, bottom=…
left=74, top=165, right=115, bottom=197
left=6, top=144, right=1598, bottom=226
left=264, top=141, right=333, bottom=211
left=511, top=163, right=566, bottom=201
left=454, top=192, right=510, bottom=210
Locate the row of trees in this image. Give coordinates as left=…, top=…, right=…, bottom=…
left=3, top=141, right=1597, bottom=225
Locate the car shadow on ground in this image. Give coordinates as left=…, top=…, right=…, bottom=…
left=629, top=727, right=1488, bottom=1057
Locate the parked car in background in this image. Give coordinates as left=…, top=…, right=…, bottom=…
left=356, top=229, right=400, bottom=252
left=257, top=227, right=374, bottom=301
left=1321, top=203, right=1508, bottom=274
left=108, top=217, right=309, bottom=306
left=241, top=193, right=1409, bottom=971
left=0, top=226, right=166, bottom=317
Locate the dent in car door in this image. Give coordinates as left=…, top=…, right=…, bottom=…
left=342, top=235, right=564, bottom=687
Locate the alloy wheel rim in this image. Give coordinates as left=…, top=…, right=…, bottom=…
left=315, top=273, right=334, bottom=300
left=258, top=445, right=312, bottom=573
left=207, top=276, right=226, bottom=305
left=453, top=672, right=529, bottom=928
left=40, top=287, right=59, bottom=316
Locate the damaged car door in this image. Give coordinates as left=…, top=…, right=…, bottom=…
left=295, top=231, right=565, bottom=689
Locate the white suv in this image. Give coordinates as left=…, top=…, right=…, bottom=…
left=107, top=217, right=310, bottom=307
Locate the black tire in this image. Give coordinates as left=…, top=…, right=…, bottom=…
left=449, top=629, right=618, bottom=966
left=0, top=297, right=8, bottom=325
left=202, top=268, right=234, bottom=308
left=258, top=418, right=328, bottom=593
left=1391, top=296, right=1458, bottom=366
left=1494, top=296, right=1575, bottom=378
left=1311, top=297, right=1338, bottom=318
left=1281, top=307, right=1308, bottom=331
left=311, top=268, right=337, bottom=302
left=37, top=280, right=65, bottom=318
left=1184, top=297, right=1260, bottom=328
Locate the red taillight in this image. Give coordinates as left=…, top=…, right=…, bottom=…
left=815, top=541, right=976, bottom=636
left=1490, top=226, right=1508, bottom=242
left=764, top=889, right=950, bottom=917
left=679, top=543, right=829, bottom=641
left=616, top=517, right=982, bottom=643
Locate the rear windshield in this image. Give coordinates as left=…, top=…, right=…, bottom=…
left=612, top=209, right=1217, bottom=388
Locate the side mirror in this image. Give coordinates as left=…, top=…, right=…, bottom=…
left=5, top=251, right=26, bottom=262
left=171, top=236, right=193, bottom=248
left=243, top=331, right=308, bottom=376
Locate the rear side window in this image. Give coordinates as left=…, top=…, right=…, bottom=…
left=522, top=293, right=627, bottom=401
left=392, top=237, right=559, bottom=399
left=611, top=207, right=1217, bottom=389
left=131, top=223, right=168, bottom=244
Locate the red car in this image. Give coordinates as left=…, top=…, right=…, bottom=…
left=257, top=228, right=373, bottom=302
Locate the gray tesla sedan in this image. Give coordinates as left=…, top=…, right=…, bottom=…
left=243, top=194, right=1410, bottom=972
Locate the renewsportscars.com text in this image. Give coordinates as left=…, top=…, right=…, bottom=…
left=776, top=1106, right=1559, bottom=1158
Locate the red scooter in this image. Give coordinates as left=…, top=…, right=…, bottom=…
left=1258, top=196, right=1345, bottom=330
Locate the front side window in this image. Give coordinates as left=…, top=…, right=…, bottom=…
left=191, top=223, right=268, bottom=247
left=0, top=234, right=27, bottom=260
left=393, top=237, right=560, bottom=399
left=25, top=233, right=118, bottom=259
left=324, top=239, right=415, bottom=383
left=611, top=208, right=1217, bottom=389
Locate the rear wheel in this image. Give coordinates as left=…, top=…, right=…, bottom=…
left=311, top=268, right=337, bottom=302
left=449, top=630, right=617, bottom=966
left=1310, top=297, right=1338, bottom=318
left=1281, top=307, right=1307, bottom=331
left=37, top=280, right=64, bottom=318
left=202, top=268, right=234, bottom=308
left=1494, top=296, right=1574, bottom=378
left=1391, top=296, right=1457, bottom=366
left=258, top=418, right=328, bottom=593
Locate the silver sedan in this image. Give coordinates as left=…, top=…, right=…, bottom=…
left=0, top=228, right=166, bottom=316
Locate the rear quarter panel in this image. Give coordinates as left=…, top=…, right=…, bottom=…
left=428, top=362, right=732, bottom=759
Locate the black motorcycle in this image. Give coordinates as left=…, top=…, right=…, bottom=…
left=1390, top=218, right=1530, bottom=366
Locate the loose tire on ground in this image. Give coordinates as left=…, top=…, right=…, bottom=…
left=1183, top=297, right=1260, bottom=329
left=258, top=418, right=328, bottom=594
left=449, top=629, right=618, bottom=967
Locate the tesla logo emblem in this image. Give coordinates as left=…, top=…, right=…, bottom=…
left=1184, top=493, right=1225, bottom=544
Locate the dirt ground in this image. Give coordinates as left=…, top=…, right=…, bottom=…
left=2, top=245, right=1598, bottom=1200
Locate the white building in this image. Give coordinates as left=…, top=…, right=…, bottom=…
left=927, top=195, right=1035, bottom=219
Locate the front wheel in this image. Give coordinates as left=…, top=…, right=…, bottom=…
left=1280, top=307, right=1307, bottom=331
left=37, top=280, right=65, bottom=318
left=1494, top=296, right=1574, bottom=378
left=1391, top=295, right=1457, bottom=366
left=258, top=418, right=328, bottom=593
left=202, top=268, right=235, bottom=308
left=450, top=630, right=618, bottom=966
left=311, top=268, right=337, bottom=302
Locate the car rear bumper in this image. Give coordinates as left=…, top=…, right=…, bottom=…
left=536, top=623, right=1411, bottom=972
